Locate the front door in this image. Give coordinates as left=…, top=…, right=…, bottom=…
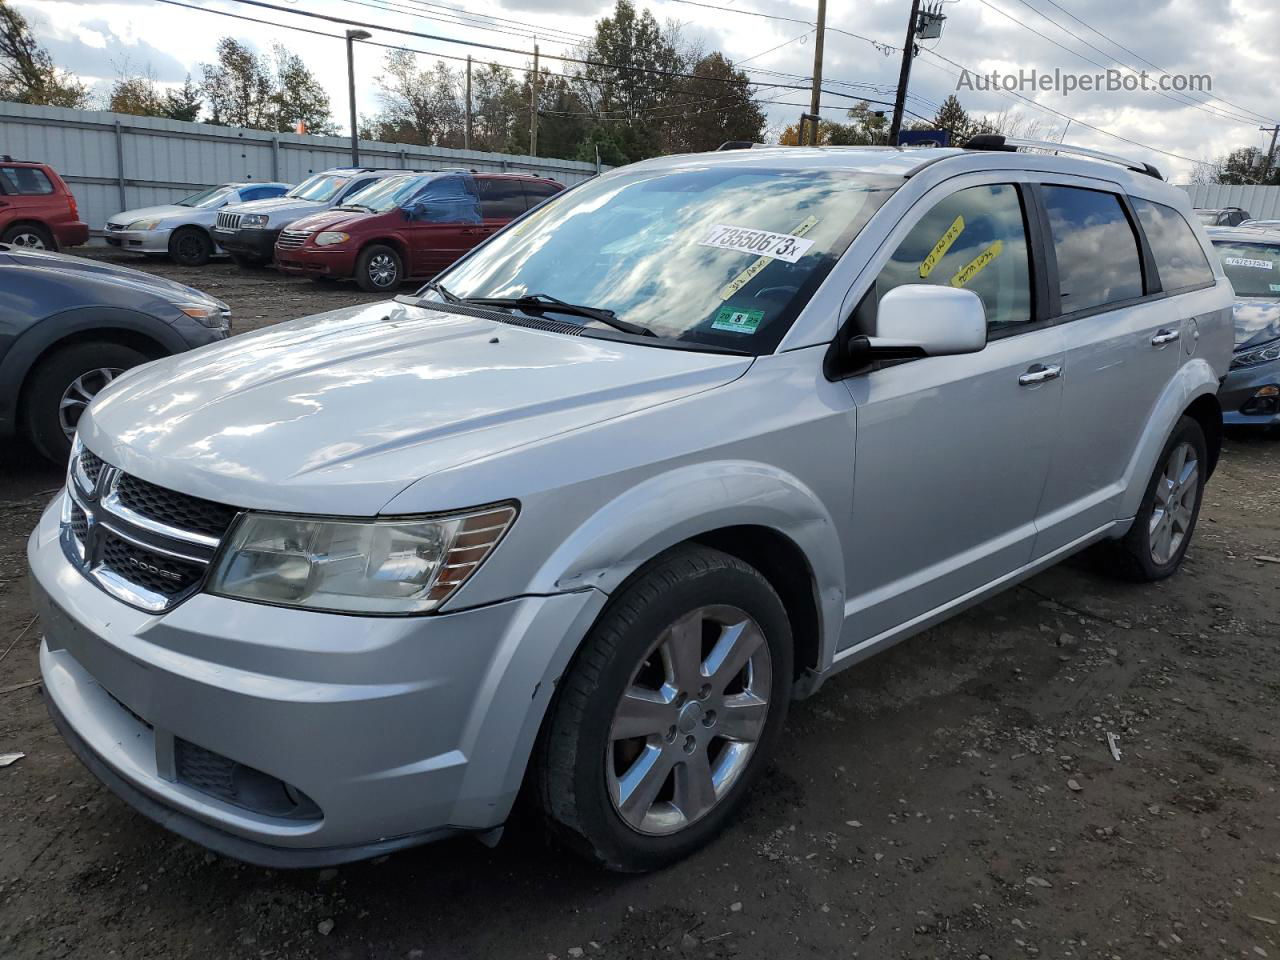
left=841, top=181, right=1065, bottom=649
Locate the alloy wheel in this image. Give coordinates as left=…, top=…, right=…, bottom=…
left=607, top=604, right=772, bottom=836
left=58, top=367, right=122, bottom=441
left=9, top=231, right=46, bottom=249
left=1149, top=440, right=1199, bottom=566
left=367, top=253, right=398, bottom=287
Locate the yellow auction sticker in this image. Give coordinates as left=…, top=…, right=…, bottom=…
left=719, top=215, right=820, bottom=301
left=919, top=215, right=965, bottom=278
left=950, top=239, right=1003, bottom=288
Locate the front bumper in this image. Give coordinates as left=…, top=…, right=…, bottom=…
left=1220, top=357, right=1280, bottom=427
left=212, top=226, right=279, bottom=260
left=29, top=493, right=602, bottom=866
left=103, top=227, right=173, bottom=254
left=274, top=246, right=357, bottom=279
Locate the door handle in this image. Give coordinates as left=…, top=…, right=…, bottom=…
left=1018, top=363, right=1062, bottom=386
left=1151, top=328, right=1180, bottom=346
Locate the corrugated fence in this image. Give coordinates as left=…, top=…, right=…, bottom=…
left=0, top=101, right=603, bottom=233
left=1179, top=184, right=1280, bottom=221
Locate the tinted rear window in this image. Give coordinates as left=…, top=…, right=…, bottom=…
left=0, top=166, right=54, bottom=195
left=477, top=179, right=527, bottom=219
left=524, top=181, right=562, bottom=206
left=1132, top=198, right=1214, bottom=291
left=1042, top=185, right=1144, bottom=313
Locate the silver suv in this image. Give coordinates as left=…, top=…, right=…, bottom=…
left=29, top=138, right=1233, bottom=872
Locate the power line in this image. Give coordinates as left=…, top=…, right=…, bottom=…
left=345, top=0, right=590, bottom=48
left=736, top=29, right=814, bottom=66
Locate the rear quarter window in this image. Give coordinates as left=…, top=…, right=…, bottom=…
left=0, top=166, right=55, bottom=195
left=1131, top=198, right=1215, bottom=292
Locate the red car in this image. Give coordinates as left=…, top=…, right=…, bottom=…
left=0, top=156, right=89, bottom=251
left=274, top=171, right=564, bottom=291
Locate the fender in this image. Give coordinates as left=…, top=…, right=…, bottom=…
left=0, top=307, right=185, bottom=436
left=1116, top=356, right=1221, bottom=521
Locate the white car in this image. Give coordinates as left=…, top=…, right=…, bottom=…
left=105, top=182, right=290, bottom=266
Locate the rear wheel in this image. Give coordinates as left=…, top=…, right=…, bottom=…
left=1094, top=415, right=1207, bottom=582
left=355, top=244, right=403, bottom=292
left=2, top=223, right=54, bottom=250
left=536, top=545, right=792, bottom=872
left=22, top=341, right=150, bottom=462
left=168, top=227, right=213, bottom=266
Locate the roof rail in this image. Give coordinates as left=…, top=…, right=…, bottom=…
left=964, top=134, right=1163, bottom=181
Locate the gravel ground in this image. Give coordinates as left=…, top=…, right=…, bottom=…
left=1, top=250, right=1278, bottom=960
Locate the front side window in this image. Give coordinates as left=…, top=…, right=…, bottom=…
left=875, top=183, right=1033, bottom=334
left=1042, top=185, right=1144, bottom=313
left=437, top=166, right=898, bottom=354
left=1210, top=240, right=1280, bottom=299
left=0, top=166, right=54, bottom=195
left=1132, top=198, right=1214, bottom=292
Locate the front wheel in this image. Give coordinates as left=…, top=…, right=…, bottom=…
left=1094, top=415, right=1207, bottom=582
left=536, top=545, right=792, bottom=872
left=168, top=227, right=213, bottom=266
left=355, top=244, right=403, bottom=292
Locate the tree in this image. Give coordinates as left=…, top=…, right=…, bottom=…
left=931, top=94, right=976, bottom=146
left=0, top=0, right=89, bottom=107
left=656, top=52, right=765, bottom=153
left=162, top=75, right=203, bottom=122
left=369, top=50, right=463, bottom=146
left=471, top=62, right=523, bottom=152
left=200, top=38, right=273, bottom=128
left=108, top=61, right=165, bottom=117
left=778, top=100, right=886, bottom=146
left=270, top=44, right=334, bottom=134
left=1203, top=145, right=1280, bottom=186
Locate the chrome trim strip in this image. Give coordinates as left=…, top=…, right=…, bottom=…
left=96, top=519, right=211, bottom=565
left=100, top=489, right=224, bottom=550
left=88, top=565, right=173, bottom=613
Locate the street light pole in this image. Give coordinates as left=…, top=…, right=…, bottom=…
left=345, top=29, right=372, bottom=166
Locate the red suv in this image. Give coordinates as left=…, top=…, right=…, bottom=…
left=274, top=171, right=564, bottom=291
left=0, top=157, right=89, bottom=251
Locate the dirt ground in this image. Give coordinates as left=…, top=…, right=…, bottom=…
left=1, top=249, right=1279, bottom=960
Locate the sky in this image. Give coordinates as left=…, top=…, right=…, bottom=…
left=14, top=0, right=1280, bottom=182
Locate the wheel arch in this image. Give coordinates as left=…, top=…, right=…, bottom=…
left=2, top=218, right=57, bottom=248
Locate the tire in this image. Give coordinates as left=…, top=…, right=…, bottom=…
left=168, top=227, right=214, bottom=266
left=22, top=342, right=150, bottom=463
left=229, top=252, right=268, bottom=269
left=1094, top=415, right=1208, bottom=582
left=355, top=244, right=403, bottom=292
left=536, top=545, right=793, bottom=872
left=2, top=222, right=54, bottom=250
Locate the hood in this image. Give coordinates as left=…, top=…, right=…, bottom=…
left=286, top=207, right=382, bottom=234
left=110, top=203, right=193, bottom=225
left=1231, top=297, right=1280, bottom=350
left=223, top=195, right=323, bottom=217
left=1, top=247, right=225, bottom=308
left=81, top=301, right=751, bottom=516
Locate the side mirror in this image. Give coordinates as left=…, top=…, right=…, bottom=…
left=867, top=284, right=987, bottom=356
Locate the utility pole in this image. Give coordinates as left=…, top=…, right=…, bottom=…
left=807, top=0, right=827, bottom=146
left=344, top=29, right=372, bottom=166
left=888, top=0, right=923, bottom=146
left=465, top=56, right=473, bottom=151
left=1261, top=124, right=1279, bottom=182
left=530, top=42, right=540, bottom=157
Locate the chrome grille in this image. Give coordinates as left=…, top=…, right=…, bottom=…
left=216, top=210, right=241, bottom=231
left=60, top=441, right=240, bottom=613
left=275, top=228, right=310, bottom=250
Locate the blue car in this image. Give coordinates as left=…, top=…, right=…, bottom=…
left=0, top=244, right=231, bottom=460
left=1208, top=226, right=1280, bottom=432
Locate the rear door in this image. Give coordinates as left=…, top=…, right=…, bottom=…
left=1030, top=182, right=1192, bottom=556
left=476, top=176, right=528, bottom=241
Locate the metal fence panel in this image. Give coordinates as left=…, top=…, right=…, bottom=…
left=1179, top=184, right=1280, bottom=221
left=0, top=101, right=604, bottom=233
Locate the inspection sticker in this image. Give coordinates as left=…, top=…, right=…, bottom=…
left=711, top=307, right=765, bottom=334
left=950, top=240, right=1003, bottom=288
left=718, top=216, right=821, bottom=301
left=919, top=215, right=965, bottom=278
left=1271, top=283, right=1280, bottom=293
left=1223, top=256, right=1274, bottom=270
left=699, top=224, right=816, bottom=263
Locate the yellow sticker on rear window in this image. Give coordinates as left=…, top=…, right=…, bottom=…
left=718, top=215, right=820, bottom=301
left=919, top=215, right=965, bottom=278
left=950, top=239, right=1003, bottom=288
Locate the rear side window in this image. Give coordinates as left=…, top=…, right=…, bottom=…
left=875, top=183, right=1033, bottom=334
left=240, top=185, right=283, bottom=202
left=0, top=166, right=55, bottom=195
left=1131, top=198, right=1214, bottom=292
left=477, top=179, right=527, bottom=219
left=523, top=181, right=562, bottom=207
left=1042, top=186, right=1144, bottom=313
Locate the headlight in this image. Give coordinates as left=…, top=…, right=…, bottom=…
left=177, top=303, right=231, bottom=331
left=1231, top=338, right=1280, bottom=369
left=208, top=504, right=517, bottom=614
left=128, top=218, right=163, bottom=231
left=241, top=214, right=270, bottom=227
left=314, top=231, right=350, bottom=246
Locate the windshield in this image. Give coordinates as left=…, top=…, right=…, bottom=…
left=340, top=174, right=430, bottom=212
left=287, top=173, right=352, bottom=202
left=436, top=165, right=898, bottom=353
left=1212, top=241, right=1280, bottom=298
left=178, top=185, right=235, bottom=208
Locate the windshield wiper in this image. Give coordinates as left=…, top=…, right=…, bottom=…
left=419, top=279, right=461, bottom=304
left=462, top=293, right=657, bottom=338
left=337, top=203, right=374, bottom=213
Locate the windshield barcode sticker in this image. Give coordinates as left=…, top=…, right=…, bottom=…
left=1223, top=256, right=1274, bottom=270
left=700, top=224, right=816, bottom=263
left=717, top=216, right=821, bottom=301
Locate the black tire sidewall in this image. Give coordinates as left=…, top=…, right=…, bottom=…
left=1128, top=415, right=1208, bottom=579
left=168, top=228, right=212, bottom=266
left=356, top=245, right=402, bottom=292
left=554, top=551, right=793, bottom=871
left=23, top=342, right=149, bottom=462
left=2, top=223, right=54, bottom=250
